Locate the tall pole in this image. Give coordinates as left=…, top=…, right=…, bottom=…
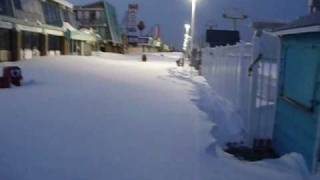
left=190, top=0, right=197, bottom=51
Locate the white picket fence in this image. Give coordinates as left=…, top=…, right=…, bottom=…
left=201, top=32, right=280, bottom=145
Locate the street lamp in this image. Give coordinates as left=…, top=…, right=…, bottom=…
left=190, top=0, right=197, bottom=51
left=182, top=24, right=191, bottom=51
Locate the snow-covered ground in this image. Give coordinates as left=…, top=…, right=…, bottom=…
left=0, top=53, right=312, bottom=180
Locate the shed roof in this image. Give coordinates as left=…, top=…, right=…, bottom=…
left=274, top=12, right=320, bottom=36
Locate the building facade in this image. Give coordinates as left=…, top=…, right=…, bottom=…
left=74, top=1, right=123, bottom=53
left=0, top=0, right=96, bottom=62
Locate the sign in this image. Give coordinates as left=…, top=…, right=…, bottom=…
left=128, top=35, right=138, bottom=44
left=138, top=37, right=149, bottom=44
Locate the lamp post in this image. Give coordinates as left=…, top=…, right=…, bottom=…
left=181, top=24, right=191, bottom=66
left=190, top=0, right=197, bottom=51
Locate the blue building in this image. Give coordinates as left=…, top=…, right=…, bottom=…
left=74, top=1, right=123, bottom=53
left=274, top=12, right=320, bottom=173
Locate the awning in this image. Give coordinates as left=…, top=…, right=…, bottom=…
left=64, top=23, right=95, bottom=42
left=44, top=28, right=64, bottom=36
left=70, top=31, right=96, bottom=42
left=16, top=24, right=42, bottom=33
left=0, top=21, right=13, bottom=29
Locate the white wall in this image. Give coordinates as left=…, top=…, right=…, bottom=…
left=201, top=32, right=280, bottom=145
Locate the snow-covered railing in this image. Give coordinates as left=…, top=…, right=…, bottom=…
left=201, top=33, right=280, bottom=145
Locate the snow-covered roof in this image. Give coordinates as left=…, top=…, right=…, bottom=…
left=52, top=0, right=73, bottom=9
left=274, top=12, right=320, bottom=36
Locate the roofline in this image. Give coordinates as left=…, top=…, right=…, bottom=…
left=52, top=0, right=73, bottom=9
left=76, top=1, right=105, bottom=8
left=274, top=25, right=320, bottom=36
left=74, top=7, right=104, bottom=11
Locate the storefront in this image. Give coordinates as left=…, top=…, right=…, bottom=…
left=64, top=23, right=96, bottom=56
left=44, top=28, right=65, bottom=56
left=0, top=21, right=13, bottom=62
left=69, top=40, right=81, bottom=55
left=16, top=24, right=43, bottom=60
left=21, top=31, right=41, bottom=59
left=48, top=35, right=62, bottom=56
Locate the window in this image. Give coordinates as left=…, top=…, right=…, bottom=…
left=0, top=0, right=13, bottom=16
left=42, top=1, right=63, bottom=27
left=281, top=45, right=320, bottom=108
left=63, top=9, right=76, bottom=25
left=13, top=0, right=22, bottom=10
left=63, top=9, right=70, bottom=23
left=96, top=11, right=101, bottom=20
left=89, top=11, right=96, bottom=21
left=77, top=11, right=83, bottom=20
left=84, top=11, right=89, bottom=20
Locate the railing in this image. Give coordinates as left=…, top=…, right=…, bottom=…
left=201, top=33, right=280, bottom=145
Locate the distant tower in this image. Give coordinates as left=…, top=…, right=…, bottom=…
left=153, top=24, right=161, bottom=40
left=126, top=4, right=139, bottom=44
left=309, top=0, right=320, bottom=13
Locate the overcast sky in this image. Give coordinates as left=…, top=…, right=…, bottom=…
left=70, top=0, right=308, bottom=48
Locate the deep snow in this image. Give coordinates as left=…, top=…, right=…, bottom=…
left=0, top=53, right=312, bottom=180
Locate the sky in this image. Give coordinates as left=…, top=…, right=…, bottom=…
left=70, top=0, right=308, bottom=48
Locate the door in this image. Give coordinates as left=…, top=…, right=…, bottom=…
left=317, top=122, right=320, bottom=173
left=273, top=41, right=320, bottom=172
left=0, top=29, right=11, bottom=61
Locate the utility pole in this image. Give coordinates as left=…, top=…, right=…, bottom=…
left=222, top=12, right=248, bottom=31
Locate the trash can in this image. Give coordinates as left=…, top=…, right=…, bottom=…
left=3, top=66, right=23, bottom=86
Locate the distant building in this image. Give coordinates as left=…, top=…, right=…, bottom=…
left=309, top=0, right=320, bottom=13
left=0, top=0, right=96, bottom=62
left=124, top=4, right=139, bottom=45
left=74, top=1, right=123, bottom=53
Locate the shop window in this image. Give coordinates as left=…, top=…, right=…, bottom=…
left=48, top=35, right=61, bottom=51
left=22, top=32, right=40, bottom=50
left=0, top=29, right=10, bottom=50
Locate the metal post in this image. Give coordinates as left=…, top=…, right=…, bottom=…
left=190, top=0, right=197, bottom=51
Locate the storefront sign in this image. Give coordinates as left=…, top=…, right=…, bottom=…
left=44, top=29, right=64, bottom=36
left=16, top=24, right=42, bottom=33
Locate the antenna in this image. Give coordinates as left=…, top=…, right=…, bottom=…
left=205, top=20, right=218, bottom=30
left=222, top=8, right=248, bottom=31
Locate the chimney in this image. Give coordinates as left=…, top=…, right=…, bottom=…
left=309, top=0, right=320, bottom=13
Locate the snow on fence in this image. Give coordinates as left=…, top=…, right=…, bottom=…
left=201, top=33, right=280, bottom=145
